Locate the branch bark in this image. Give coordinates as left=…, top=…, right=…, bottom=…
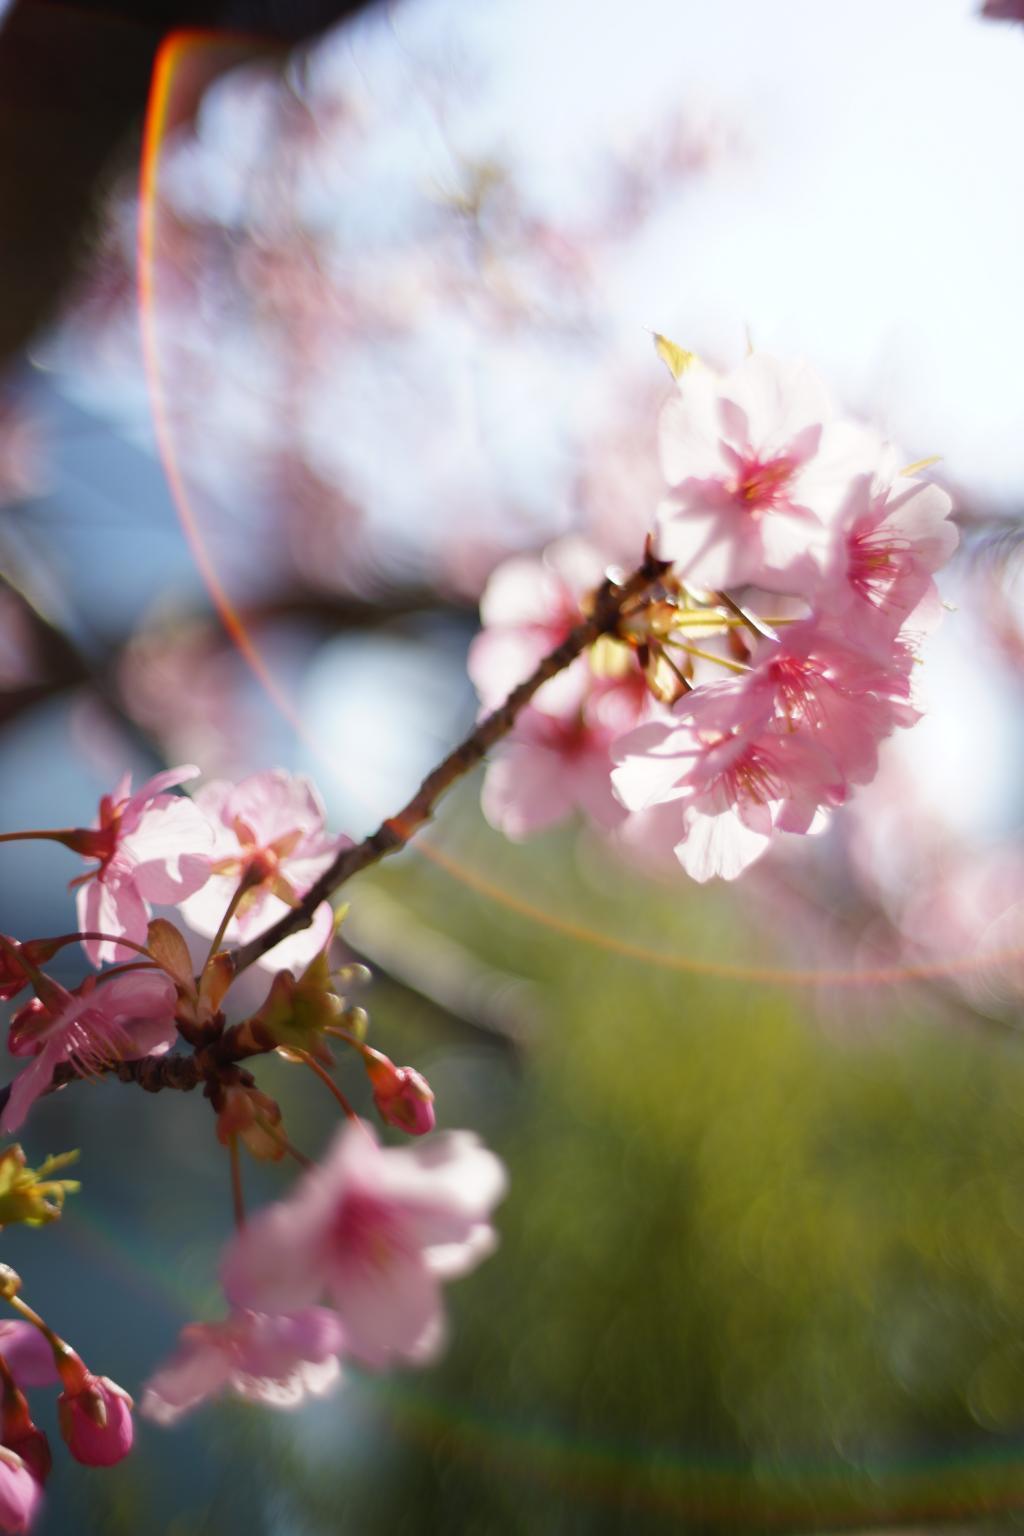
left=0, top=548, right=667, bottom=1119
left=231, top=550, right=668, bottom=974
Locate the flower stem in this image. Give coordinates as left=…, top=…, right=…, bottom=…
left=294, top=1048, right=359, bottom=1121
left=664, top=639, right=751, bottom=674
left=205, top=882, right=249, bottom=972
left=228, top=1135, right=246, bottom=1229
left=231, top=547, right=670, bottom=974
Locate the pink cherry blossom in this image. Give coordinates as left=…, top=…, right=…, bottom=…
left=0, top=1448, right=41, bottom=1535
left=140, top=1307, right=344, bottom=1424
left=179, top=770, right=350, bottom=970
left=0, top=972, right=178, bottom=1136
left=57, top=1374, right=133, bottom=1467
left=480, top=658, right=649, bottom=841
left=612, top=690, right=844, bottom=881
left=751, top=620, right=920, bottom=786
left=221, top=1122, right=507, bottom=1369
left=655, top=353, right=884, bottom=592
left=468, top=538, right=607, bottom=716
left=822, top=473, right=958, bottom=654
left=74, top=767, right=214, bottom=966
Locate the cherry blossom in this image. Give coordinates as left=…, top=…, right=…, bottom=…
left=221, top=1122, right=507, bottom=1369
left=612, top=693, right=844, bottom=882
left=468, top=538, right=607, bottom=716
left=179, top=770, right=350, bottom=970
left=73, top=767, right=214, bottom=966
left=821, top=473, right=958, bottom=654
left=0, top=973, right=178, bottom=1136
left=140, top=1307, right=344, bottom=1424
left=655, top=353, right=884, bottom=592
left=479, top=648, right=651, bottom=841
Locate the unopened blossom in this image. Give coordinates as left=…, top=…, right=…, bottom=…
left=57, top=1372, right=133, bottom=1468
left=0, top=942, right=61, bottom=1004
left=140, top=1307, right=344, bottom=1424
left=655, top=353, right=884, bottom=592
left=0, top=1448, right=41, bottom=1535
left=0, top=972, right=178, bottom=1136
left=72, top=767, right=214, bottom=965
left=179, top=770, right=349, bottom=970
left=0, top=1328, right=57, bottom=1392
left=0, top=1147, right=79, bottom=1230
left=221, top=1122, right=507, bottom=1369
left=362, top=1049, right=436, bottom=1136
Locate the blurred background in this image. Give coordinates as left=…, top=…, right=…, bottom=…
left=2, top=0, right=1024, bottom=1529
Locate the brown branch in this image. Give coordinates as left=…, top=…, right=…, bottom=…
left=231, top=550, right=669, bottom=975
left=0, top=549, right=666, bottom=1119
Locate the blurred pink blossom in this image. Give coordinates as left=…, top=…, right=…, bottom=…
left=0, top=1448, right=41, bottom=1535
left=221, top=1122, right=506, bottom=1369
left=0, top=1330, right=56, bottom=1392
left=468, top=537, right=607, bottom=715
left=140, top=1307, right=344, bottom=1424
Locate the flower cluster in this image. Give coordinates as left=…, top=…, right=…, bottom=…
left=0, top=764, right=507, bottom=1529
left=0, top=1273, right=134, bottom=1534
left=471, top=349, right=958, bottom=881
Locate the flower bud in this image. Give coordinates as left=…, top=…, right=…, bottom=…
left=0, top=1271, right=21, bottom=1304
left=362, top=1049, right=436, bottom=1136
left=251, top=952, right=344, bottom=1062
left=0, top=1446, right=43, bottom=1533
left=0, top=940, right=62, bottom=1004
left=215, top=1085, right=285, bottom=1163
left=58, top=1374, right=133, bottom=1467
left=0, top=1148, right=79, bottom=1231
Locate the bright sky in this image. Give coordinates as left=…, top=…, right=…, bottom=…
left=384, top=0, right=1024, bottom=502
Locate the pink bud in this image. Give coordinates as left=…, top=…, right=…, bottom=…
left=1, top=1431, right=48, bottom=1491
left=363, top=1050, right=436, bottom=1136
left=0, top=941, right=59, bottom=1004
left=57, top=1375, right=133, bottom=1467
left=0, top=1448, right=42, bottom=1534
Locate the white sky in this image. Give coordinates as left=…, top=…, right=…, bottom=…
left=382, top=0, right=1024, bottom=502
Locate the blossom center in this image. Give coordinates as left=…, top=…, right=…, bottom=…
left=848, top=528, right=912, bottom=611
left=733, top=453, right=797, bottom=511
left=331, top=1190, right=407, bottom=1274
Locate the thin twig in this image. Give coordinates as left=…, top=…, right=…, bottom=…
left=231, top=552, right=668, bottom=974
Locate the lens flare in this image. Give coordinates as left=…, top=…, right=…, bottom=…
left=137, top=32, right=1015, bottom=997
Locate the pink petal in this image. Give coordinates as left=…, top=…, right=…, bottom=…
left=0, top=1322, right=59, bottom=1387
left=677, top=807, right=772, bottom=882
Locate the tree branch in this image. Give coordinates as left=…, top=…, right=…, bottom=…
left=231, top=550, right=669, bottom=975
left=0, top=548, right=667, bottom=1119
